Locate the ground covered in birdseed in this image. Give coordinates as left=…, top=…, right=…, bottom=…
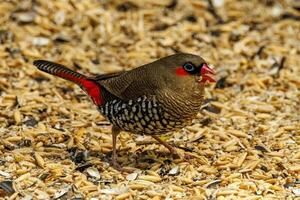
left=0, top=0, right=300, bottom=199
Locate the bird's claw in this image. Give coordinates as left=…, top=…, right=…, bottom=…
left=167, top=148, right=193, bottom=163
left=109, top=159, right=135, bottom=173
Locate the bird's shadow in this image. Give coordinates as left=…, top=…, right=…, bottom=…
left=69, top=147, right=179, bottom=172
left=104, top=148, right=178, bottom=170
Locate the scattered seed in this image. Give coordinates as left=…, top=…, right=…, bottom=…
left=126, top=172, right=138, bottom=181
left=116, top=2, right=138, bottom=12
left=255, top=145, right=268, bottom=153
left=0, top=180, right=14, bottom=194
left=34, top=152, right=45, bottom=168
left=168, top=166, right=179, bottom=176
left=138, top=175, right=161, bottom=183
left=23, top=118, right=38, bottom=127
left=86, top=167, right=101, bottom=179
left=205, top=180, right=221, bottom=188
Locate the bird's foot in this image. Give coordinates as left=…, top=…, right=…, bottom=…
left=109, top=159, right=135, bottom=173
left=169, top=148, right=193, bottom=162
left=111, top=159, right=122, bottom=171
left=151, top=135, right=192, bottom=161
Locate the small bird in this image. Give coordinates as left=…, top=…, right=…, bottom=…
left=33, top=53, right=215, bottom=169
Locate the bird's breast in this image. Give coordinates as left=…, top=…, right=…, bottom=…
left=98, top=94, right=200, bottom=135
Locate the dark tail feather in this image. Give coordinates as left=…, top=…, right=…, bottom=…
left=33, top=60, right=87, bottom=86
left=33, top=60, right=104, bottom=106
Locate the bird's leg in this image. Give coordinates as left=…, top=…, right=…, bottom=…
left=111, top=126, right=121, bottom=170
left=151, top=135, right=194, bottom=162
left=151, top=135, right=178, bottom=155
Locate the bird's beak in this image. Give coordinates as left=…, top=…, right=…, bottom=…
left=200, top=64, right=216, bottom=83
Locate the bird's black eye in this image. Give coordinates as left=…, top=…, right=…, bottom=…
left=183, top=62, right=196, bottom=73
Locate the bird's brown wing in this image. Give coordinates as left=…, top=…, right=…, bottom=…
left=92, top=71, right=126, bottom=81
left=96, top=67, right=160, bottom=101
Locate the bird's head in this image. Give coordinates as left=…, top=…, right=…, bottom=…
left=172, top=53, right=215, bottom=83
left=153, top=53, right=215, bottom=98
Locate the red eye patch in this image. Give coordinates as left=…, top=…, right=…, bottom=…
left=175, top=67, right=188, bottom=76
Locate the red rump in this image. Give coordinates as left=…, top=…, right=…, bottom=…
left=81, top=80, right=103, bottom=106
left=56, top=72, right=103, bottom=106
